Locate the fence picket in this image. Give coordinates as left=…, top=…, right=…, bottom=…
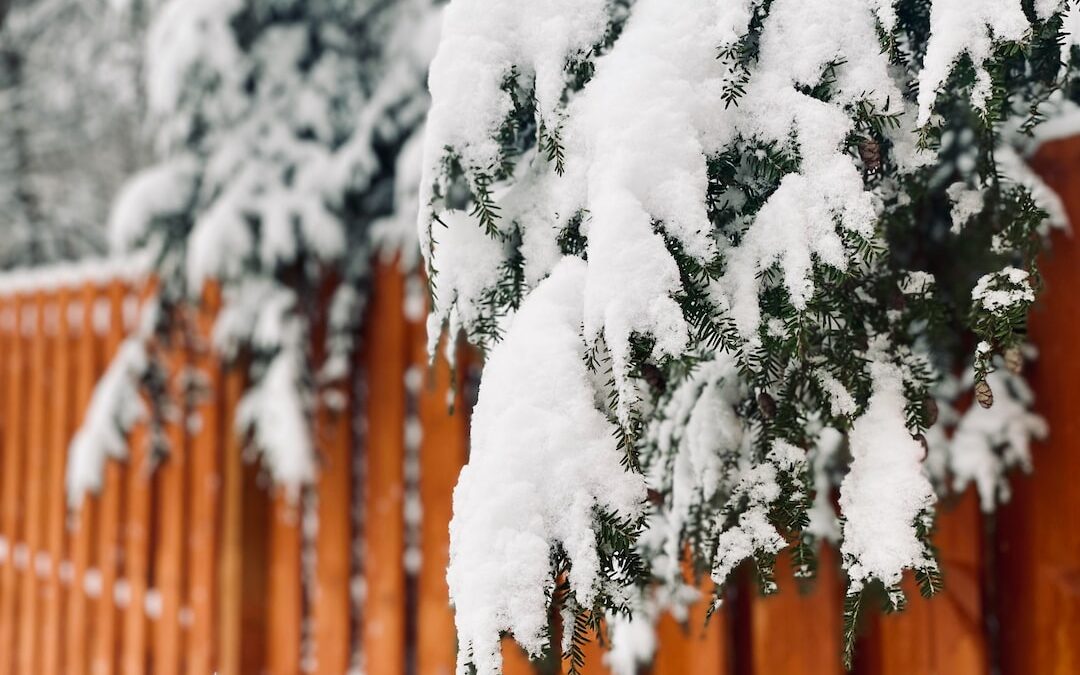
left=120, top=283, right=158, bottom=675
left=239, top=423, right=271, bottom=673
left=152, top=323, right=190, bottom=675
left=865, top=490, right=986, bottom=674
left=16, top=291, right=49, bottom=674
left=363, top=260, right=409, bottom=675
left=314, top=377, right=354, bottom=675
left=0, top=293, right=28, bottom=675
left=185, top=285, right=224, bottom=675
left=66, top=281, right=104, bottom=675
left=414, top=319, right=468, bottom=675
left=268, top=492, right=303, bottom=675
left=996, top=139, right=1080, bottom=674
left=120, top=408, right=152, bottom=675
left=652, top=581, right=728, bottom=675
left=749, top=547, right=842, bottom=675
left=0, top=297, right=6, bottom=602
left=502, top=639, right=538, bottom=674
left=41, top=286, right=74, bottom=675
left=90, top=280, right=129, bottom=675
left=218, top=366, right=245, bottom=675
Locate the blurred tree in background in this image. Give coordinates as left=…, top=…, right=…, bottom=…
left=0, top=0, right=149, bottom=268
left=67, top=0, right=442, bottom=502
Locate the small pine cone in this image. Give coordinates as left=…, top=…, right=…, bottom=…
left=924, top=396, right=939, bottom=427
left=646, top=488, right=664, bottom=507
left=859, top=139, right=882, bottom=172
left=757, top=391, right=777, bottom=420
left=1004, top=347, right=1023, bottom=375
left=975, top=379, right=994, bottom=409
left=913, top=433, right=929, bottom=460
left=641, top=362, right=667, bottom=394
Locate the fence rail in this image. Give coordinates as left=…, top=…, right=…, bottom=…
left=0, top=143, right=1077, bottom=674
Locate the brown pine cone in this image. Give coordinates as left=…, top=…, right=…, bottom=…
left=924, top=396, right=939, bottom=427
left=859, top=139, right=881, bottom=172
left=757, top=391, right=776, bottom=420
left=975, top=379, right=994, bottom=409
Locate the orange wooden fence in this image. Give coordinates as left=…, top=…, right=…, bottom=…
left=0, top=141, right=1076, bottom=674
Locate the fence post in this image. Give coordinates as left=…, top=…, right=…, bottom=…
left=651, top=578, right=729, bottom=675
left=41, top=285, right=74, bottom=675
left=0, top=292, right=27, bottom=675
left=312, top=393, right=353, bottom=675
left=152, top=317, right=190, bottom=675
left=860, top=490, right=986, bottom=674
left=218, top=366, right=244, bottom=675
left=313, top=367, right=353, bottom=672
left=0, top=296, right=7, bottom=607
left=90, top=279, right=129, bottom=675
left=218, top=362, right=272, bottom=675
left=186, top=283, right=223, bottom=675
left=218, top=363, right=270, bottom=675
left=302, top=274, right=352, bottom=675
left=240, top=408, right=271, bottom=673
left=747, top=547, right=842, bottom=674
left=121, top=282, right=155, bottom=675
left=415, top=328, right=469, bottom=675
left=66, top=281, right=104, bottom=675
left=362, top=259, right=409, bottom=674
left=995, top=137, right=1080, bottom=674
left=268, top=492, right=302, bottom=675
left=15, top=290, right=49, bottom=674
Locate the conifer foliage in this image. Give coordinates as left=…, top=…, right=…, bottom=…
left=67, top=0, right=440, bottom=500
left=420, top=1, right=1080, bottom=672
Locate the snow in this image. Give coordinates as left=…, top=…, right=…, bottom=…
left=807, top=427, right=842, bottom=542
left=422, top=0, right=899, bottom=403
left=422, top=0, right=610, bottom=178
left=446, top=257, right=645, bottom=674
left=144, top=0, right=245, bottom=148
left=643, top=354, right=747, bottom=586
left=566, top=0, right=744, bottom=418
left=720, top=0, right=892, bottom=335
left=951, top=366, right=1047, bottom=510
left=866, top=0, right=898, bottom=31
left=971, top=267, right=1035, bottom=314
left=225, top=284, right=319, bottom=498
left=815, top=370, right=858, bottom=418
left=425, top=209, right=508, bottom=354
left=66, top=336, right=148, bottom=507
left=236, top=342, right=314, bottom=498
left=1062, top=3, right=1080, bottom=63
left=997, top=144, right=1069, bottom=231
left=606, top=610, right=658, bottom=675
left=1025, top=99, right=1080, bottom=149
left=1035, top=0, right=1067, bottom=20
left=916, top=0, right=1030, bottom=126
left=946, top=182, right=985, bottom=232
left=0, top=255, right=146, bottom=297
left=839, top=357, right=937, bottom=591
left=899, top=271, right=936, bottom=296
left=711, top=441, right=806, bottom=587
left=371, top=127, right=429, bottom=266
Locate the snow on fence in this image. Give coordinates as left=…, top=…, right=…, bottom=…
left=0, top=143, right=1077, bottom=674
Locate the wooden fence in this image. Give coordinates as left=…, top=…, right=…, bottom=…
left=0, top=141, right=1077, bottom=674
